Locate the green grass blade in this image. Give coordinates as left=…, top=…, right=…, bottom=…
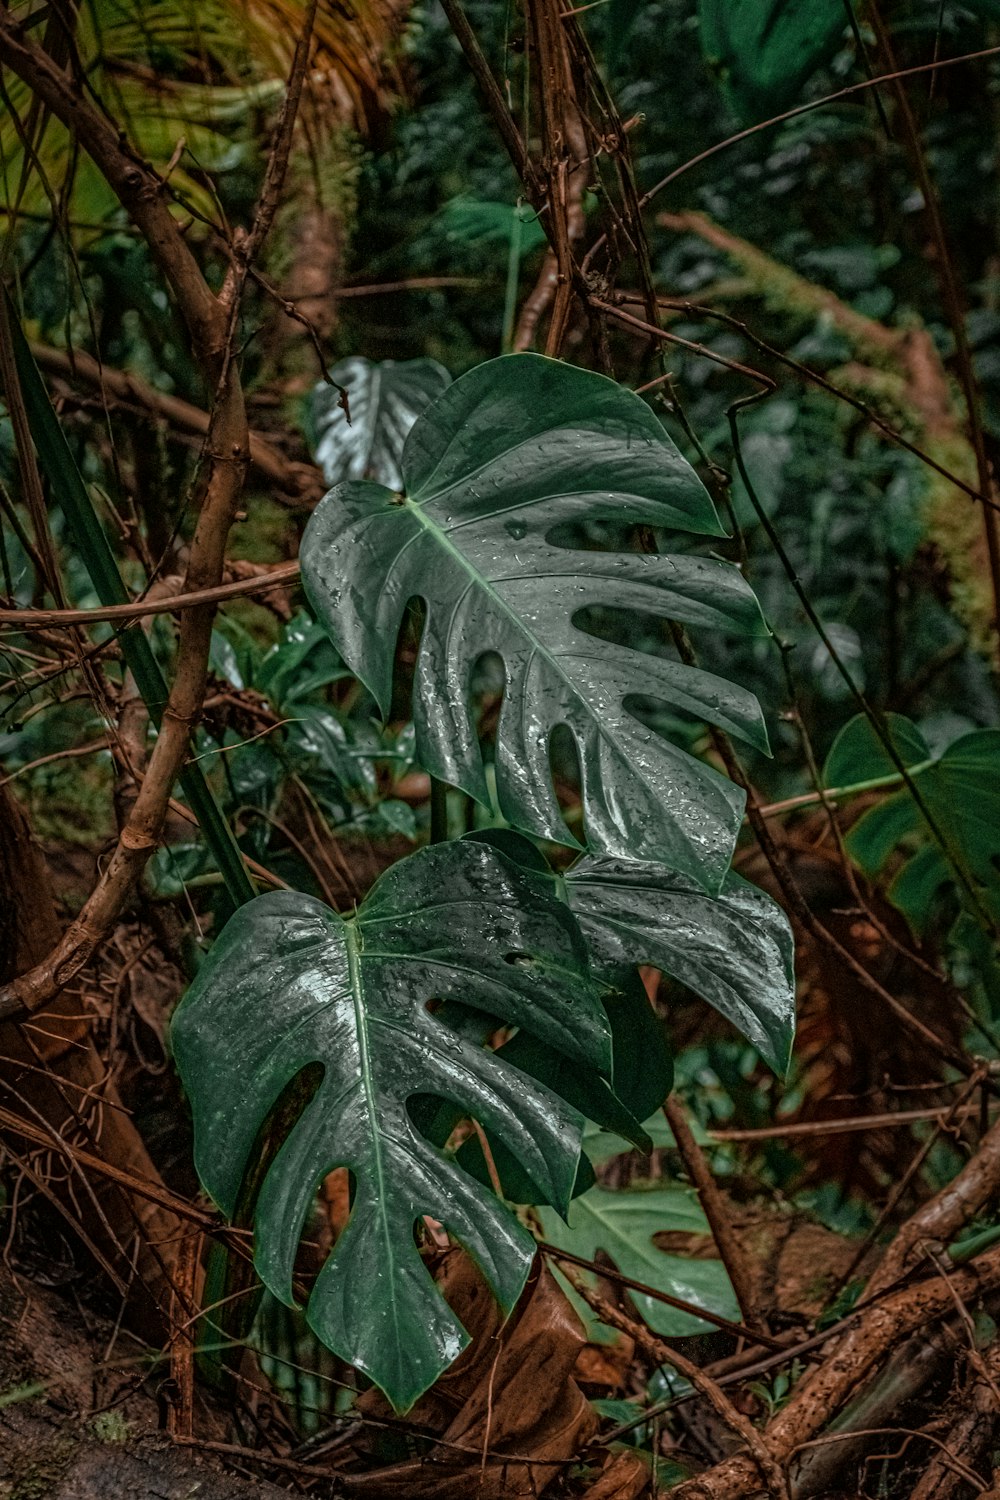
left=4, top=289, right=255, bottom=906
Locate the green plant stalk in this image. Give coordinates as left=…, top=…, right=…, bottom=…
left=429, top=775, right=450, bottom=842
left=762, top=760, right=937, bottom=818
left=501, top=208, right=523, bottom=353
left=5, top=291, right=256, bottom=906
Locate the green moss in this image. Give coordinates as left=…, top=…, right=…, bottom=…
left=90, top=1410, right=132, bottom=1443
left=228, top=493, right=297, bottom=566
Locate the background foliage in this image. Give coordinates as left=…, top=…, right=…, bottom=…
left=5, top=0, right=1000, bottom=1493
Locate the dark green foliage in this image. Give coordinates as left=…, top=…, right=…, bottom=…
left=19, top=0, right=1000, bottom=1441
left=563, top=856, right=796, bottom=1073
left=825, top=712, right=1000, bottom=934
left=697, top=0, right=848, bottom=122
left=173, top=350, right=796, bottom=1409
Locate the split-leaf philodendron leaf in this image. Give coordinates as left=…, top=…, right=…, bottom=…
left=467, top=829, right=796, bottom=1076
left=301, top=353, right=769, bottom=888
left=172, top=839, right=611, bottom=1412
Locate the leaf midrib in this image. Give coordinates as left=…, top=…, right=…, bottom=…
left=345, top=918, right=400, bottom=1316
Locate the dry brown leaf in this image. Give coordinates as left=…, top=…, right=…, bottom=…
left=652, top=1230, right=718, bottom=1259
left=575, top=1332, right=635, bottom=1391
left=349, top=1250, right=597, bottom=1498
left=580, top=1450, right=650, bottom=1500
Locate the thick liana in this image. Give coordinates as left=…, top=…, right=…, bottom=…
left=301, top=353, right=770, bottom=890
left=172, top=839, right=612, bottom=1411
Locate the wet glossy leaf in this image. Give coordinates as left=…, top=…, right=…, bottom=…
left=172, top=839, right=611, bottom=1412
left=466, top=829, right=795, bottom=1075
left=540, top=1183, right=738, bottom=1338
left=310, top=355, right=452, bottom=491
left=825, top=713, right=1000, bottom=933
left=145, top=841, right=214, bottom=898
left=302, top=354, right=769, bottom=886
left=698, top=0, right=847, bottom=123
left=209, top=628, right=245, bottom=689
left=285, top=704, right=378, bottom=795
left=456, top=969, right=672, bottom=1204
left=564, top=857, right=796, bottom=1074
left=257, top=612, right=351, bottom=708
left=363, top=797, right=418, bottom=840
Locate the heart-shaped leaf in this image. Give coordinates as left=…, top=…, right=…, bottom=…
left=172, top=839, right=611, bottom=1412
left=310, top=355, right=452, bottom=491
left=301, top=353, right=769, bottom=887
left=825, top=713, right=1000, bottom=934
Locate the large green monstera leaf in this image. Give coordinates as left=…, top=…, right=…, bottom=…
left=468, top=830, right=796, bottom=1075
left=172, top=840, right=611, bottom=1411
left=452, top=831, right=794, bottom=1205
left=301, top=354, right=769, bottom=888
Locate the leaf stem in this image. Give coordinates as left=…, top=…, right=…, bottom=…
left=430, top=776, right=450, bottom=843
left=755, top=761, right=935, bottom=820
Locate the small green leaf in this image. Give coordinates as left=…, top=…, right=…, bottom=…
left=146, top=841, right=215, bottom=898
left=257, top=612, right=350, bottom=708
left=439, top=195, right=547, bottom=252
left=824, top=711, right=930, bottom=787
left=172, top=839, right=610, bottom=1411
left=824, top=714, right=1000, bottom=934
left=285, top=705, right=378, bottom=795
left=302, top=354, right=769, bottom=887
left=209, top=629, right=245, bottom=689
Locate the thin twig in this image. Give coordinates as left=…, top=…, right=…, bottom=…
left=0, top=561, right=301, bottom=629
left=664, top=1094, right=767, bottom=1335
left=538, top=1241, right=785, bottom=1350
left=558, top=1261, right=790, bottom=1498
